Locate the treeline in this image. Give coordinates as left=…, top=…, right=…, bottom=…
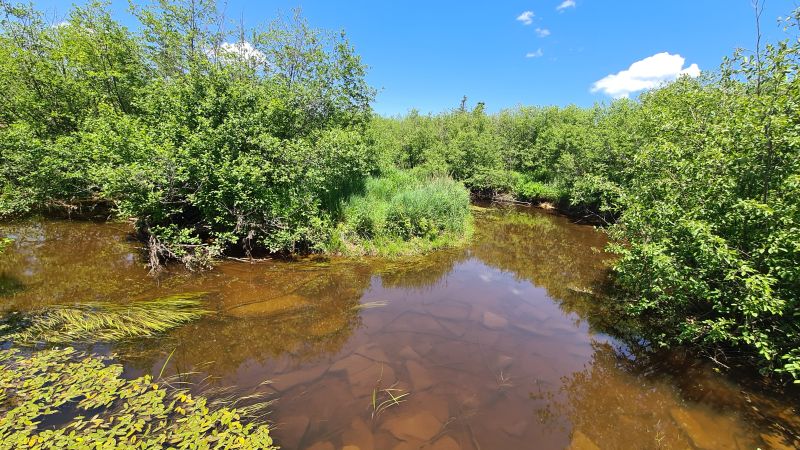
left=0, top=0, right=375, bottom=262
left=369, top=101, right=635, bottom=221
left=369, top=12, right=800, bottom=381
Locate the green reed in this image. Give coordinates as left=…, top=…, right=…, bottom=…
left=7, top=293, right=209, bottom=345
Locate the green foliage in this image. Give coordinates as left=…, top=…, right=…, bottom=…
left=1, top=0, right=798, bottom=382
left=511, top=174, right=564, bottom=203
left=0, top=1, right=376, bottom=266
left=0, top=347, right=276, bottom=449
left=6, top=293, right=209, bottom=344
left=331, top=170, right=471, bottom=255
left=608, top=16, right=800, bottom=381
left=386, top=177, right=471, bottom=238
left=367, top=101, right=633, bottom=212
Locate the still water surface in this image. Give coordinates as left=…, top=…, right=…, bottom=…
left=1, top=206, right=797, bottom=449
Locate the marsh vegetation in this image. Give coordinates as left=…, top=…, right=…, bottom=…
left=5, top=293, right=208, bottom=344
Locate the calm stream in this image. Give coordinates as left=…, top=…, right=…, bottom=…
left=1, top=205, right=797, bottom=449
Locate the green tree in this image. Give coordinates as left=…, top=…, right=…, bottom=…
left=610, top=10, right=800, bottom=380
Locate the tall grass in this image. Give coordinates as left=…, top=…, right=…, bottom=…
left=330, top=170, right=472, bottom=256
left=7, top=293, right=209, bottom=344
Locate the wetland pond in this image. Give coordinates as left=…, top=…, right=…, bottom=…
left=1, top=205, right=798, bottom=449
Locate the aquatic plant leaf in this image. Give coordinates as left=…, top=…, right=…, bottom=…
left=7, top=293, right=210, bottom=345
left=0, top=347, right=276, bottom=449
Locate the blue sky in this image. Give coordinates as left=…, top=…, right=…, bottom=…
left=31, top=1, right=793, bottom=115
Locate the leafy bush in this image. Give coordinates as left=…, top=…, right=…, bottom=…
left=365, top=9, right=800, bottom=382
left=2, top=0, right=799, bottom=383
left=609, top=28, right=800, bottom=381
left=366, top=101, right=633, bottom=209
left=0, top=1, right=376, bottom=268
left=512, top=174, right=564, bottom=203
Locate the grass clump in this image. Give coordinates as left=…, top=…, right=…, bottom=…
left=329, top=170, right=472, bottom=256
left=6, top=293, right=209, bottom=345
left=0, top=347, right=276, bottom=449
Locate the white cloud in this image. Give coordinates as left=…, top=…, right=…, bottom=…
left=516, top=11, right=534, bottom=25
left=526, top=49, right=544, bottom=58
left=591, top=52, right=700, bottom=98
left=535, top=27, right=551, bottom=37
left=215, top=41, right=266, bottom=64
left=556, top=0, right=576, bottom=12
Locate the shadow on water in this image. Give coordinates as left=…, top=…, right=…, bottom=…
left=1, top=206, right=798, bottom=449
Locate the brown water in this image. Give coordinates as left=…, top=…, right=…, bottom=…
left=1, top=206, right=798, bottom=450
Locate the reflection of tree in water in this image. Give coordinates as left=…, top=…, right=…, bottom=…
left=473, top=207, right=799, bottom=447
left=5, top=212, right=798, bottom=447
left=0, top=220, right=192, bottom=310
left=377, top=247, right=468, bottom=290
left=0, top=273, right=24, bottom=297
left=470, top=206, right=623, bottom=332
left=119, top=261, right=373, bottom=378
left=353, top=205, right=607, bottom=293
left=532, top=340, right=700, bottom=449
left=532, top=339, right=800, bottom=449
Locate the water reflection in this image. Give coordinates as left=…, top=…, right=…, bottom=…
left=0, top=220, right=188, bottom=309
left=1, top=207, right=797, bottom=449
left=535, top=341, right=747, bottom=449
left=378, top=248, right=468, bottom=291
left=470, top=207, right=620, bottom=332
left=122, top=262, right=371, bottom=375
left=0, top=273, right=23, bottom=297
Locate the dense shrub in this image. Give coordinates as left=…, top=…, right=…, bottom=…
left=1, top=0, right=798, bottom=382
left=367, top=101, right=633, bottom=215
left=511, top=174, right=564, bottom=203
left=0, top=1, right=378, bottom=268
left=609, top=26, right=800, bottom=381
